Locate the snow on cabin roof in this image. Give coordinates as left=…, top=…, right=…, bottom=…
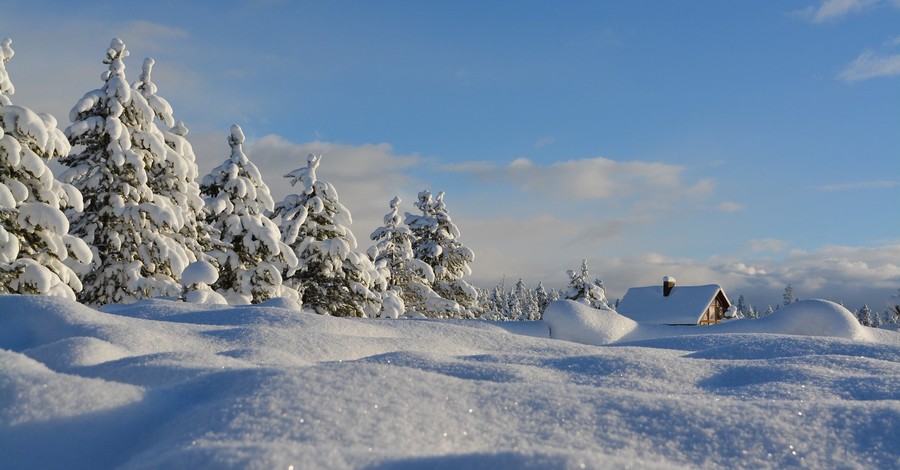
left=617, top=284, right=726, bottom=325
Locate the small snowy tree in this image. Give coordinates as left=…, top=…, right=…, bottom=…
left=60, top=39, right=196, bottom=305
left=857, top=304, right=873, bottom=327
left=479, top=279, right=509, bottom=320
left=273, top=153, right=383, bottom=317
left=0, top=38, right=91, bottom=299
left=783, top=284, right=796, bottom=306
left=735, top=295, right=748, bottom=319
left=535, top=281, right=551, bottom=316
left=565, top=259, right=609, bottom=309
left=405, top=190, right=479, bottom=317
left=368, top=196, right=457, bottom=318
left=887, top=289, right=900, bottom=325
left=200, top=125, right=297, bottom=304
left=509, top=278, right=541, bottom=320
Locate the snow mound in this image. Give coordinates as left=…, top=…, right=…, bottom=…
left=180, top=260, right=218, bottom=286
left=23, top=336, right=132, bottom=370
left=738, top=299, right=871, bottom=341
left=252, top=296, right=303, bottom=311
left=0, top=348, right=144, bottom=427
left=543, top=300, right=639, bottom=344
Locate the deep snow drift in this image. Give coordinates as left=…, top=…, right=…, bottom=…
left=1, top=295, right=899, bottom=469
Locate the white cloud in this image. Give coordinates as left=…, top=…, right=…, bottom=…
left=717, top=201, right=745, bottom=213
left=502, top=156, right=713, bottom=203
left=839, top=50, right=900, bottom=81
left=796, top=0, right=883, bottom=23
left=435, top=161, right=497, bottom=174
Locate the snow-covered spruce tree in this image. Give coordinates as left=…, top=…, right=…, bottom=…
left=886, top=289, right=900, bottom=325
left=517, top=279, right=542, bottom=320
left=565, top=259, right=609, bottom=309
left=857, top=304, right=873, bottom=327
left=482, top=278, right=509, bottom=320
left=783, top=284, right=796, bottom=306
left=0, top=38, right=92, bottom=299
left=368, top=196, right=459, bottom=318
left=404, top=190, right=479, bottom=318
left=273, top=153, right=384, bottom=317
left=535, top=281, right=551, bottom=316
left=200, top=125, right=297, bottom=304
left=132, top=57, right=214, bottom=260
left=735, top=294, right=748, bottom=319
left=60, top=38, right=194, bottom=305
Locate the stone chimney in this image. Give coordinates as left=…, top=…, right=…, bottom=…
left=663, top=276, right=676, bottom=297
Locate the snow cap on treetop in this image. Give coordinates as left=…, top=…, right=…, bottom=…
left=390, top=196, right=401, bottom=208
left=101, top=38, right=128, bottom=83
left=229, top=124, right=245, bottom=145
left=306, top=153, right=320, bottom=184
left=227, top=124, right=250, bottom=165
left=0, top=38, right=14, bottom=100
left=137, top=57, right=157, bottom=94
left=0, top=38, right=13, bottom=63
left=283, top=153, right=322, bottom=191
left=106, top=38, right=128, bottom=61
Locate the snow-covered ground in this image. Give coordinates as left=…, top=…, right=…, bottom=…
left=1, top=295, right=898, bottom=469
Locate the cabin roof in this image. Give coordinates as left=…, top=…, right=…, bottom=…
left=616, top=284, right=728, bottom=325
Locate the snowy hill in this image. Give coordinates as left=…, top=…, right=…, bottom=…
left=1, top=295, right=899, bottom=469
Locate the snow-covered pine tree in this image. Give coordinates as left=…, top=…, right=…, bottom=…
left=887, top=289, right=900, bottom=325
left=479, top=279, right=508, bottom=320
left=132, top=57, right=214, bottom=260
left=783, top=284, right=796, bottom=306
left=870, top=308, right=883, bottom=328
left=404, top=190, right=479, bottom=318
left=535, top=281, right=551, bottom=316
left=368, top=196, right=458, bottom=317
left=509, top=278, right=541, bottom=320
left=0, top=38, right=92, bottom=299
left=735, top=294, right=748, bottom=319
left=200, top=124, right=297, bottom=304
left=857, top=304, right=873, bottom=327
left=273, top=153, right=383, bottom=317
left=60, top=38, right=193, bottom=305
left=565, top=259, right=609, bottom=309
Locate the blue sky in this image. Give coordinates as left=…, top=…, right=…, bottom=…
left=1, top=0, right=898, bottom=308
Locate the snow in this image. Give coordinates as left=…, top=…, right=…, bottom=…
left=1, top=295, right=898, bottom=469
left=181, top=260, right=218, bottom=286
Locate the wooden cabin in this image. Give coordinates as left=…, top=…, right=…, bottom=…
left=616, top=276, right=732, bottom=326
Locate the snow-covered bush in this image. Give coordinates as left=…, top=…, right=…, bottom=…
left=0, top=37, right=92, bottom=300
left=200, top=125, right=298, bottom=304
left=273, top=153, right=384, bottom=317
